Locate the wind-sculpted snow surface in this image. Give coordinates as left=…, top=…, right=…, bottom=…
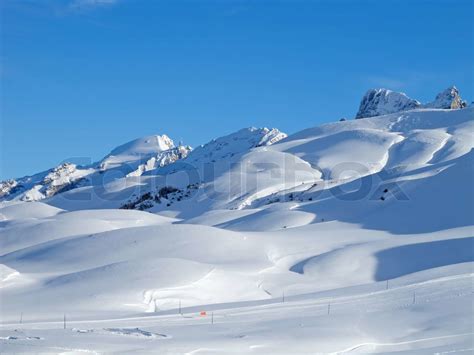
left=0, top=104, right=473, bottom=353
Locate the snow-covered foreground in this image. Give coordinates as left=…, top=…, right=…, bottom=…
left=1, top=262, right=472, bottom=353
left=1, top=103, right=473, bottom=353
left=0, top=204, right=472, bottom=353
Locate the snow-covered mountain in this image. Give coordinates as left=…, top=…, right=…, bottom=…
left=355, top=88, right=421, bottom=119
left=0, top=87, right=473, bottom=354
left=0, top=127, right=288, bottom=205
left=0, top=134, right=191, bottom=202
left=424, top=85, right=467, bottom=109
left=355, top=86, right=467, bottom=119
left=98, top=134, right=175, bottom=171
left=0, top=163, right=95, bottom=202
left=2, top=84, right=468, bottom=206
left=126, top=144, right=192, bottom=177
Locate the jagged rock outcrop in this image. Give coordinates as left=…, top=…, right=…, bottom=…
left=41, top=163, right=88, bottom=198
left=20, top=163, right=91, bottom=202
left=257, top=128, right=288, bottom=146
left=0, top=163, right=92, bottom=202
left=126, top=145, right=193, bottom=177
left=0, top=180, right=21, bottom=198
left=424, top=86, right=467, bottom=109
left=355, top=89, right=421, bottom=119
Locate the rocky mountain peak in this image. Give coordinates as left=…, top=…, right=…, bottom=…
left=355, top=88, right=421, bottom=119
left=424, top=86, right=467, bottom=109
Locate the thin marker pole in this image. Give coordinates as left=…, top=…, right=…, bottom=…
left=327, top=303, right=331, bottom=315
left=211, top=312, right=214, bottom=325
left=413, top=292, right=416, bottom=305
left=282, top=291, right=285, bottom=303
left=179, top=300, right=181, bottom=315
left=63, top=314, right=66, bottom=329
left=386, top=280, right=389, bottom=290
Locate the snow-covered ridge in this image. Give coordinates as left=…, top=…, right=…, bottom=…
left=0, top=163, right=94, bottom=202
left=0, top=134, right=186, bottom=201
left=0, top=128, right=287, bottom=202
left=0, top=86, right=469, bottom=205
left=355, top=86, right=467, bottom=119
left=185, top=127, right=287, bottom=164
left=31, top=106, right=471, bottom=217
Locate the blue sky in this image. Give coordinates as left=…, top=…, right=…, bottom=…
left=1, top=0, right=472, bottom=180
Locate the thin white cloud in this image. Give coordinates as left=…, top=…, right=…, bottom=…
left=365, top=71, right=438, bottom=93
left=366, top=76, right=406, bottom=90
left=69, top=0, right=118, bottom=11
